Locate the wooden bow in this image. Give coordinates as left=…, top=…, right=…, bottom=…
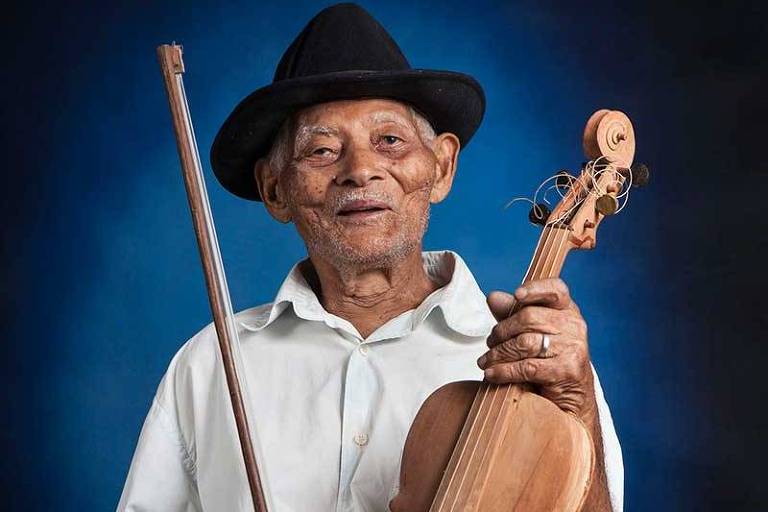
left=156, top=43, right=269, bottom=512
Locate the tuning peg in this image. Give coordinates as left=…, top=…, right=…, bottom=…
left=595, top=194, right=618, bottom=216
left=630, top=163, right=650, bottom=187
left=556, top=170, right=572, bottom=189
left=528, top=203, right=551, bottom=226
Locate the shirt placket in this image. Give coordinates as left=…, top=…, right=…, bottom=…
left=336, top=333, right=379, bottom=512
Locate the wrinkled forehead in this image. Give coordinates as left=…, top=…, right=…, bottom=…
left=292, top=98, right=416, bottom=136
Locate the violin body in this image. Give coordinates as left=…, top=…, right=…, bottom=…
left=389, top=382, right=594, bottom=511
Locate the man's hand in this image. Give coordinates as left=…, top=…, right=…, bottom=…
left=478, top=278, right=612, bottom=510
left=478, top=278, right=596, bottom=422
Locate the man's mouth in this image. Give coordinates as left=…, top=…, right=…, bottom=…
left=337, top=199, right=391, bottom=217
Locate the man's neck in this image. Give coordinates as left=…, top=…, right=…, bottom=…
left=303, top=249, right=439, bottom=339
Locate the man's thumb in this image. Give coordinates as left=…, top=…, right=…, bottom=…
left=486, top=291, right=516, bottom=322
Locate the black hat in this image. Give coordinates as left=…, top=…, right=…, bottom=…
left=210, top=2, right=485, bottom=201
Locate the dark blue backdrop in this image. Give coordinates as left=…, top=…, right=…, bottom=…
left=2, top=1, right=766, bottom=510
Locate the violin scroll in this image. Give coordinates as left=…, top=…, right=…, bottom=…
left=508, top=109, right=649, bottom=250
left=550, top=109, right=645, bottom=250
left=583, top=109, right=635, bottom=168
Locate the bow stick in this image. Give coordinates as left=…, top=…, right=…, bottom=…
left=156, top=43, right=269, bottom=512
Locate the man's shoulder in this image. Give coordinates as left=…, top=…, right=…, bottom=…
left=169, top=302, right=276, bottom=376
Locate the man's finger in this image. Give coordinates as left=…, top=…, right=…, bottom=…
left=486, top=290, right=517, bottom=321
left=513, top=278, right=572, bottom=310
left=486, top=305, right=562, bottom=347
left=483, top=358, right=558, bottom=385
left=478, top=333, right=555, bottom=369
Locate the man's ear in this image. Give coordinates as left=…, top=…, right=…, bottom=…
left=254, top=158, right=292, bottom=223
left=429, top=132, right=461, bottom=204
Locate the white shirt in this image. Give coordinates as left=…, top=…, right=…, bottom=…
left=118, top=250, right=623, bottom=511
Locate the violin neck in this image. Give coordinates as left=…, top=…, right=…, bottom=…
left=520, top=225, right=572, bottom=284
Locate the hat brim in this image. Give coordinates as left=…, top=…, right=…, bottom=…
left=210, top=69, right=485, bottom=201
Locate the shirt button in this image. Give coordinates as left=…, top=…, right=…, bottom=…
left=354, top=433, right=369, bottom=446
left=358, top=345, right=369, bottom=356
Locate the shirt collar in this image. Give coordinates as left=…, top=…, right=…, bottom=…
left=237, top=250, right=496, bottom=339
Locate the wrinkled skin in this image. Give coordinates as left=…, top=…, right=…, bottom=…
left=257, top=99, right=449, bottom=272
left=254, top=98, right=610, bottom=509
left=255, top=99, right=460, bottom=338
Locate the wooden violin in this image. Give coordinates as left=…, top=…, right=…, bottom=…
left=390, top=110, right=645, bottom=512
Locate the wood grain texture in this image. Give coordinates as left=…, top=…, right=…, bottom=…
left=156, top=44, right=268, bottom=512
left=391, top=382, right=594, bottom=511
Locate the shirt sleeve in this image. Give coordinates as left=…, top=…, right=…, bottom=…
left=117, top=371, right=202, bottom=512
left=592, top=364, right=624, bottom=512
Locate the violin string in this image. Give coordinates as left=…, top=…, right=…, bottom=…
left=589, top=158, right=634, bottom=215
left=472, top=227, right=568, bottom=500
left=614, top=165, right=633, bottom=214
left=444, top=380, right=504, bottom=511
left=437, top=189, right=563, bottom=509
left=441, top=314, right=518, bottom=511
left=472, top=225, right=569, bottom=506
left=434, top=372, right=493, bottom=510
left=496, top=225, right=568, bottom=428
left=466, top=226, right=569, bottom=506
left=544, top=222, right=569, bottom=278
left=439, top=228, right=548, bottom=510
left=438, top=234, right=551, bottom=509
left=504, top=161, right=619, bottom=225
left=504, top=172, right=568, bottom=211
left=487, top=226, right=570, bottom=508
left=442, top=225, right=563, bottom=510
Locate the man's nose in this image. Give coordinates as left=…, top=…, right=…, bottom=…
left=334, top=146, right=387, bottom=188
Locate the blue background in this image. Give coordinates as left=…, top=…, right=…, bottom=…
left=2, top=1, right=766, bottom=510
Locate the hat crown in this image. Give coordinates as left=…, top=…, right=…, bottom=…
left=274, top=3, right=410, bottom=81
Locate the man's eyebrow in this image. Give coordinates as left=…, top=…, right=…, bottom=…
left=368, top=111, right=413, bottom=129
left=296, top=125, right=340, bottom=138
left=294, top=124, right=341, bottom=151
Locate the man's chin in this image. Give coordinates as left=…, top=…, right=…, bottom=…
left=311, top=236, right=419, bottom=269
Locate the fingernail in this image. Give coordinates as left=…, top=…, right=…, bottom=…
left=484, top=368, right=496, bottom=379
left=515, top=287, right=528, bottom=300
left=477, top=355, right=487, bottom=368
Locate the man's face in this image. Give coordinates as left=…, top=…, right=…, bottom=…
left=262, top=98, right=456, bottom=270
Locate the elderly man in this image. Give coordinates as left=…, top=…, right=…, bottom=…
left=119, top=3, right=622, bottom=511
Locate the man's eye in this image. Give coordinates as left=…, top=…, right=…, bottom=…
left=312, top=147, right=334, bottom=156
left=381, top=135, right=403, bottom=145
